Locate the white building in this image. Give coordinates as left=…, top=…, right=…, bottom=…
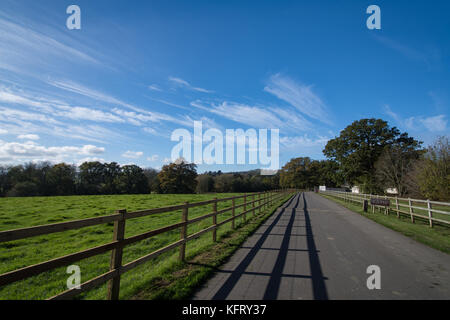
left=351, top=186, right=360, bottom=194
left=385, top=187, right=398, bottom=195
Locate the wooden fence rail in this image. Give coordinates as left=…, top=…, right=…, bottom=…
left=320, top=190, right=450, bottom=227
left=0, top=189, right=295, bottom=300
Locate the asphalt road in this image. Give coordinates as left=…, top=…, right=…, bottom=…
left=193, top=192, right=450, bottom=300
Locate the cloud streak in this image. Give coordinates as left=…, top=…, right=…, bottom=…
left=122, top=150, right=144, bottom=159
left=169, top=76, right=213, bottom=93
left=384, top=105, right=448, bottom=133
left=0, top=16, right=100, bottom=77
left=190, top=100, right=312, bottom=133
left=264, top=74, right=331, bottom=124
left=0, top=139, right=104, bottom=163
left=374, top=35, right=442, bottom=71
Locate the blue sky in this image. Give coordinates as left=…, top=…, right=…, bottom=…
left=0, top=0, right=448, bottom=172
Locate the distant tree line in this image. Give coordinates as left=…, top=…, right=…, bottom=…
left=0, top=162, right=152, bottom=197
left=0, top=160, right=279, bottom=197
left=195, top=170, right=280, bottom=194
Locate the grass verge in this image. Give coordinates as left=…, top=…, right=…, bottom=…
left=319, top=193, right=450, bottom=254
left=131, top=193, right=294, bottom=300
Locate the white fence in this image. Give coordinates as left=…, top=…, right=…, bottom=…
left=320, top=190, right=450, bottom=228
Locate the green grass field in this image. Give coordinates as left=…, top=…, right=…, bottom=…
left=320, top=193, right=450, bottom=254
left=0, top=193, right=292, bottom=300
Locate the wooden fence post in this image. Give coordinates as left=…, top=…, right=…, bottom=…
left=370, top=194, right=373, bottom=211
left=179, top=202, right=188, bottom=261
left=243, top=194, right=247, bottom=223
left=107, top=209, right=126, bottom=300
left=252, top=194, right=255, bottom=217
left=212, top=198, right=217, bottom=242
left=427, top=200, right=433, bottom=228
left=384, top=195, right=388, bottom=215
left=409, top=198, right=414, bottom=223
left=395, top=197, right=399, bottom=218
left=258, top=193, right=262, bottom=215
left=232, top=198, right=236, bottom=229
left=264, top=192, right=267, bottom=209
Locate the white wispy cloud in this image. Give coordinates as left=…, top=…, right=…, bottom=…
left=383, top=105, right=400, bottom=122
left=384, top=105, right=448, bottom=133
left=147, top=155, right=159, bottom=162
left=0, top=102, right=123, bottom=143
left=0, top=87, right=126, bottom=125
left=112, top=108, right=161, bottom=125
left=47, top=79, right=134, bottom=109
left=169, top=76, right=213, bottom=93
left=17, top=134, right=39, bottom=140
left=0, top=16, right=100, bottom=76
left=408, top=115, right=448, bottom=132
left=57, top=106, right=125, bottom=123
left=0, top=90, right=54, bottom=111
left=145, top=97, right=191, bottom=111
left=0, top=140, right=104, bottom=163
left=280, top=135, right=330, bottom=149
left=122, top=150, right=144, bottom=159
left=0, top=106, right=61, bottom=125
left=190, top=100, right=311, bottom=133
left=0, top=83, right=195, bottom=145
left=148, top=84, right=163, bottom=92
left=50, top=124, right=122, bottom=144
left=47, top=79, right=192, bottom=127
left=183, top=116, right=223, bottom=130
left=143, top=127, right=157, bottom=135
left=264, top=73, right=331, bottom=124
left=373, top=35, right=442, bottom=70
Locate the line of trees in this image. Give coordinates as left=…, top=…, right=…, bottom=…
left=196, top=170, right=280, bottom=194
left=0, top=162, right=152, bottom=197
left=0, top=160, right=279, bottom=197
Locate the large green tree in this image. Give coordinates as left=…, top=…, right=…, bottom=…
left=280, top=157, right=315, bottom=189
left=280, top=157, right=341, bottom=189
left=143, top=168, right=159, bottom=193
left=78, top=161, right=106, bottom=195
left=157, top=161, right=198, bottom=194
left=0, top=166, right=10, bottom=196
left=117, top=165, right=150, bottom=194
left=102, top=162, right=122, bottom=194
left=47, top=163, right=77, bottom=196
left=323, top=118, right=421, bottom=193
left=196, top=174, right=215, bottom=193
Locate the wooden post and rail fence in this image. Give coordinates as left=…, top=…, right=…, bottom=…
left=320, top=190, right=450, bottom=228
left=0, top=189, right=295, bottom=300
